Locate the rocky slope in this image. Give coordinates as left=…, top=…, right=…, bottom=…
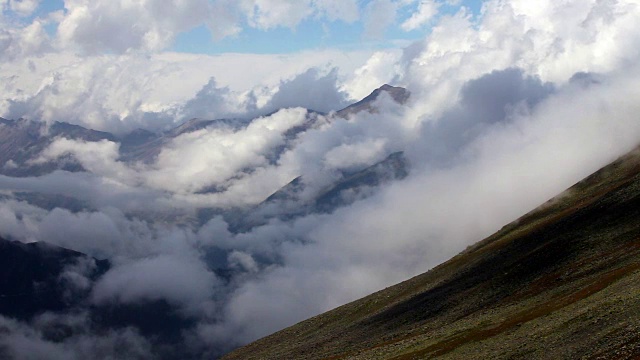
left=222, top=146, right=640, bottom=359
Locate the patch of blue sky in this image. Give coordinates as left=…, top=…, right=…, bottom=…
left=4, top=0, right=66, bottom=36
left=174, top=18, right=375, bottom=54
left=172, top=0, right=485, bottom=55
left=7, top=0, right=486, bottom=54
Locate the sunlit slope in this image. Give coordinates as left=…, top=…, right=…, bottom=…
left=222, top=146, right=640, bottom=360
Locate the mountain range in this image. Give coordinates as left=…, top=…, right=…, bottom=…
left=0, top=85, right=410, bottom=227
left=3, top=81, right=638, bottom=359
left=0, top=84, right=413, bottom=359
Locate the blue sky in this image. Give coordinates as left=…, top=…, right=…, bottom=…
left=172, top=0, right=484, bottom=54
left=7, top=0, right=485, bottom=55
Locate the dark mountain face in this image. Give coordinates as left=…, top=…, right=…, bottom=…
left=0, top=237, right=196, bottom=359
left=222, top=147, right=640, bottom=360
left=336, top=84, right=410, bottom=118
left=0, top=119, right=115, bottom=177
left=0, top=237, right=109, bottom=320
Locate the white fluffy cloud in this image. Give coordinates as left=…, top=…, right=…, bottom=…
left=0, top=50, right=373, bottom=133
left=92, top=254, right=219, bottom=311
left=57, top=0, right=211, bottom=53
left=149, top=108, right=309, bottom=196
left=401, top=0, right=440, bottom=31
left=207, top=64, right=640, bottom=347
left=363, top=0, right=399, bottom=39
left=4, top=0, right=40, bottom=17
left=0, top=17, right=51, bottom=60
left=44, top=0, right=363, bottom=54
left=233, top=0, right=360, bottom=30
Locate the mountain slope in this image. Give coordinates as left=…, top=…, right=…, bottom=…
left=0, top=237, right=109, bottom=320
left=222, top=146, right=640, bottom=359
left=0, top=237, right=194, bottom=358
left=0, top=118, right=116, bottom=176
left=225, top=151, right=409, bottom=232
left=336, top=84, right=410, bottom=118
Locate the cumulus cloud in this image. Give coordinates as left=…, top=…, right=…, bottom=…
left=148, top=108, right=309, bottom=196
left=34, top=0, right=363, bottom=54
left=208, top=63, right=640, bottom=347
left=323, top=138, right=388, bottom=169
left=363, top=0, right=399, bottom=39
left=57, top=0, right=211, bottom=53
left=235, top=0, right=360, bottom=30
left=0, top=50, right=371, bottom=133
left=91, top=255, right=219, bottom=311
left=262, top=68, right=350, bottom=114
left=340, top=50, right=404, bottom=100
left=401, top=0, right=441, bottom=31
left=5, top=0, right=40, bottom=17
left=0, top=18, right=51, bottom=60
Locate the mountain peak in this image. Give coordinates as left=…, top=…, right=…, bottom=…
left=336, top=84, right=410, bottom=118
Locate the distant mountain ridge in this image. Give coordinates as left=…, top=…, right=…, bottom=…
left=0, top=85, right=415, bottom=358
left=0, top=84, right=410, bottom=174
left=225, top=151, right=409, bottom=233
left=336, top=84, right=410, bottom=118
left=0, top=236, right=196, bottom=359
left=0, top=236, right=109, bottom=320
left=0, top=85, right=413, bottom=232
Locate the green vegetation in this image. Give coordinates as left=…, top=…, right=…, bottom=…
left=222, top=147, right=640, bottom=360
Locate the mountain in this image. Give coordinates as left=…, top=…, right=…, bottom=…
left=336, top=84, right=410, bottom=118
left=223, top=151, right=409, bottom=233
left=0, top=236, right=109, bottom=320
left=0, top=85, right=416, bottom=358
left=221, top=146, right=640, bottom=359
left=0, top=84, right=408, bottom=173
left=0, top=118, right=116, bottom=177
left=0, top=237, right=195, bottom=358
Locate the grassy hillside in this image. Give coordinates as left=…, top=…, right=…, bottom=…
left=222, top=146, right=640, bottom=360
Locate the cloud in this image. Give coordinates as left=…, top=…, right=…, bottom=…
left=4, top=0, right=40, bottom=17
left=0, top=314, right=154, bottom=360
left=323, top=138, right=388, bottom=169
left=147, top=108, right=309, bottom=196
left=46, top=0, right=364, bottom=54
left=313, top=0, right=360, bottom=23
left=0, top=50, right=372, bottom=133
left=262, top=68, right=350, bottom=113
left=401, top=0, right=441, bottom=31
left=91, top=255, right=219, bottom=312
left=363, top=0, right=399, bottom=39
left=340, top=50, right=404, bottom=100
left=0, top=18, right=51, bottom=60
left=409, top=68, right=555, bottom=166
left=234, top=0, right=360, bottom=30
left=57, top=0, right=211, bottom=53
left=208, top=62, right=640, bottom=346
left=176, top=78, right=243, bottom=121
